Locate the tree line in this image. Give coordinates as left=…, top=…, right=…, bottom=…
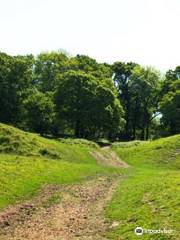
left=0, top=51, right=179, bottom=140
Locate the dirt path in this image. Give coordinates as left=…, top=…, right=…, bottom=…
left=91, top=146, right=128, bottom=168
left=0, top=177, right=120, bottom=240
left=0, top=148, right=126, bottom=240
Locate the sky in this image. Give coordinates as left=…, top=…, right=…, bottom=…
left=0, top=0, right=179, bottom=72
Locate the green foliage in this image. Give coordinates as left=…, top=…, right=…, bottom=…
left=159, top=67, right=180, bottom=136
left=113, top=62, right=162, bottom=140
left=0, top=52, right=34, bottom=124
left=55, top=70, right=124, bottom=138
left=161, top=66, right=180, bottom=95
left=0, top=50, right=179, bottom=140
left=129, top=66, right=161, bottom=140
left=160, top=80, right=180, bottom=135
left=34, top=51, right=70, bottom=92
left=23, top=90, right=55, bottom=134
left=71, top=55, right=113, bottom=80
left=113, top=62, right=138, bottom=139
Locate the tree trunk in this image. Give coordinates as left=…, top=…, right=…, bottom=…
left=133, top=126, right=136, bottom=140
left=141, top=127, right=145, bottom=140
left=125, top=96, right=131, bottom=140
left=75, top=120, right=80, bottom=138
left=146, top=121, right=150, bottom=140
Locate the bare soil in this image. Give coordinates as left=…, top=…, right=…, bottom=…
left=91, top=147, right=129, bottom=168
left=0, top=177, right=120, bottom=240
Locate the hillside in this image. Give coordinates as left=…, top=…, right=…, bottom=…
left=0, top=123, right=98, bottom=162
left=113, top=134, right=180, bottom=169
left=106, top=135, right=180, bottom=240
left=0, top=124, right=120, bottom=211
left=0, top=124, right=179, bottom=239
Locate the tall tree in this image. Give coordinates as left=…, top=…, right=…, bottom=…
left=112, top=62, right=138, bottom=139
left=160, top=79, right=180, bottom=135
left=34, top=51, right=69, bottom=92
left=23, top=91, right=55, bottom=135
left=161, top=66, right=180, bottom=95
left=130, top=66, right=161, bottom=140
left=70, top=55, right=113, bottom=82
left=55, top=71, right=124, bottom=139
left=0, top=52, right=34, bottom=124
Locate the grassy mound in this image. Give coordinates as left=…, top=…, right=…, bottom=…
left=0, top=123, right=60, bottom=158
left=106, top=135, right=180, bottom=240
left=0, top=123, right=98, bottom=163
left=113, top=134, right=180, bottom=169
left=58, top=138, right=98, bottom=148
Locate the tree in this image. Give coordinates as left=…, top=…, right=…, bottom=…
left=112, top=62, right=138, bottom=139
left=34, top=51, right=69, bottom=92
left=23, top=91, right=55, bottom=135
left=160, top=79, right=180, bottom=135
left=0, top=52, right=34, bottom=124
left=55, top=71, right=124, bottom=139
left=161, top=66, right=180, bottom=95
left=130, top=66, right=161, bottom=140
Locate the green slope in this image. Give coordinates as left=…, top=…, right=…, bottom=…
left=0, top=123, right=98, bottom=163
left=1, top=123, right=179, bottom=239
left=113, top=134, right=180, bottom=169
left=106, top=135, right=180, bottom=240
left=0, top=124, right=119, bottom=209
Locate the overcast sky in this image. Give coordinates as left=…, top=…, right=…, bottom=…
left=0, top=0, right=179, bottom=72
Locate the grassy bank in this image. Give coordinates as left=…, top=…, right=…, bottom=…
left=0, top=124, right=120, bottom=209
left=106, top=135, right=180, bottom=240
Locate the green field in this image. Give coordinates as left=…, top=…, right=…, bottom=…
left=0, top=123, right=179, bottom=239
left=0, top=123, right=120, bottom=209
left=106, top=135, right=180, bottom=239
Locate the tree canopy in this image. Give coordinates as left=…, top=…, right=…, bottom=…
left=0, top=51, right=179, bottom=140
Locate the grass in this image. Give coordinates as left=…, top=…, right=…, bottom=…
left=43, top=192, right=62, bottom=207
left=0, top=123, right=179, bottom=239
left=112, top=140, right=149, bottom=148
left=0, top=123, right=99, bottom=163
left=106, top=134, right=180, bottom=239
left=0, top=123, right=120, bottom=209
left=113, top=134, right=180, bottom=169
